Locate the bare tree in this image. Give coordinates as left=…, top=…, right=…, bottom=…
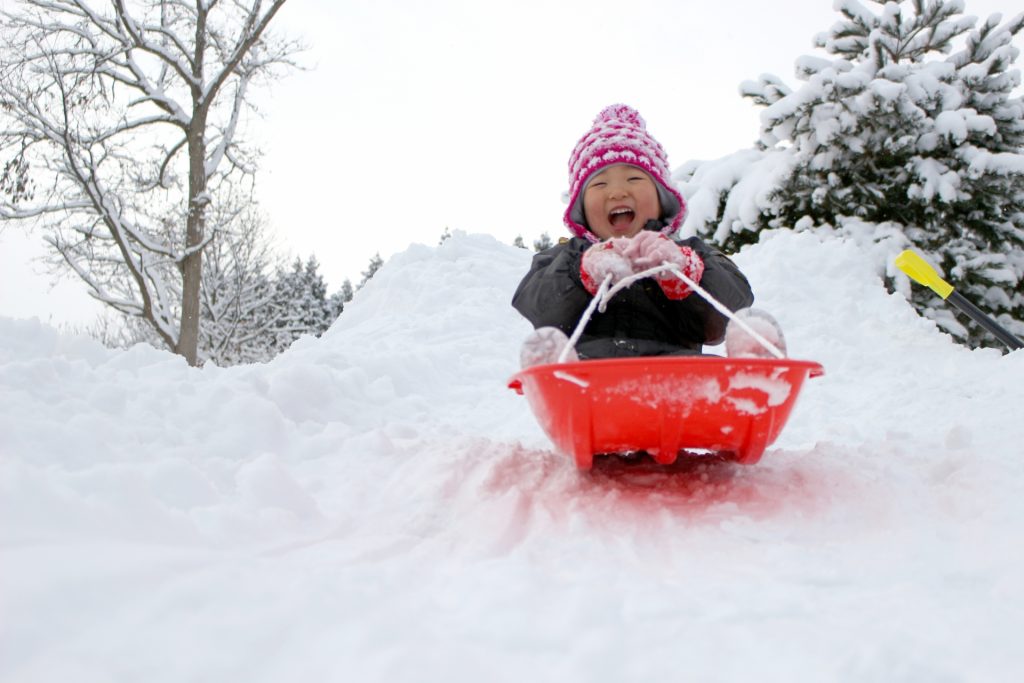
left=0, top=0, right=300, bottom=365
left=89, top=198, right=347, bottom=367
left=140, top=190, right=286, bottom=366
left=196, top=196, right=281, bottom=365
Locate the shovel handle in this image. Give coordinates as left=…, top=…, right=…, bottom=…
left=946, top=291, right=1023, bottom=350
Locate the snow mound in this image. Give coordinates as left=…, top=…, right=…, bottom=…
left=3, top=230, right=1023, bottom=682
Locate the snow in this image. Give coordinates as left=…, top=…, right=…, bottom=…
left=678, top=148, right=796, bottom=243
left=3, top=230, right=1024, bottom=681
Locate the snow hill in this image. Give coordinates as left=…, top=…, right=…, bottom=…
left=3, top=230, right=1023, bottom=682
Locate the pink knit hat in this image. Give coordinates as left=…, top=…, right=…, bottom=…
left=564, top=104, right=686, bottom=241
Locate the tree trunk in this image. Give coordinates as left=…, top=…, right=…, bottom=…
left=178, top=4, right=210, bottom=368
left=178, top=117, right=208, bottom=367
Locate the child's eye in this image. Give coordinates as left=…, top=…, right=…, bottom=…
left=589, top=181, right=607, bottom=189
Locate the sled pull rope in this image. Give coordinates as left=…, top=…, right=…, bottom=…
left=666, top=265, right=787, bottom=359
left=560, top=263, right=786, bottom=361
left=558, top=273, right=614, bottom=363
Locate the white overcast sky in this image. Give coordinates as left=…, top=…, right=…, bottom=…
left=1, top=0, right=1021, bottom=325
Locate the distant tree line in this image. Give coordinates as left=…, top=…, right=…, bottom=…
left=86, top=219, right=384, bottom=365
left=513, top=232, right=555, bottom=252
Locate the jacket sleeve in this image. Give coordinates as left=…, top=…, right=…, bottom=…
left=511, top=240, right=593, bottom=335
left=676, top=236, right=754, bottom=345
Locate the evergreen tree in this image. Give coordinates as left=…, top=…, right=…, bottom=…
left=533, top=232, right=554, bottom=252
left=324, top=277, right=354, bottom=325
left=339, top=278, right=355, bottom=304
left=513, top=235, right=527, bottom=249
left=686, top=0, right=1024, bottom=348
left=358, top=252, right=385, bottom=290
left=265, top=255, right=342, bottom=356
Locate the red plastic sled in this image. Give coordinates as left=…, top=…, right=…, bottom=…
left=508, top=356, right=824, bottom=469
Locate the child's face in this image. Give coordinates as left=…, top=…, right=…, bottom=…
left=582, top=164, right=661, bottom=240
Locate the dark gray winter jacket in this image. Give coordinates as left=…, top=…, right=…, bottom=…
left=512, top=234, right=753, bottom=359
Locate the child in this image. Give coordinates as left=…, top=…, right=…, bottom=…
left=513, top=104, right=770, bottom=364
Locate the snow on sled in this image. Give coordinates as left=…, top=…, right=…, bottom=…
left=508, top=355, right=823, bottom=470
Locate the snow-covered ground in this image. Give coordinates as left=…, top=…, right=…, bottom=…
left=3, top=230, right=1022, bottom=682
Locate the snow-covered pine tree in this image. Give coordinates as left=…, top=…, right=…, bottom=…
left=331, top=278, right=355, bottom=316
left=267, top=256, right=341, bottom=354
left=358, top=253, right=384, bottom=290
left=683, top=0, right=1024, bottom=347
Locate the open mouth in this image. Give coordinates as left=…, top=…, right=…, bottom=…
left=609, top=207, right=634, bottom=229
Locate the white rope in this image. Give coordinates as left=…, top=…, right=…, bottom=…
left=560, top=262, right=785, bottom=360
left=665, top=265, right=786, bottom=359
left=559, top=273, right=613, bottom=363
left=599, top=265, right=666, bottom=311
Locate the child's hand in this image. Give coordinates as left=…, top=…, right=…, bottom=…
left=625, top=232, right=705, bottom=300
left=624, top=231, right=685, bottom=269
left=580, top=239, right=634, bottom=295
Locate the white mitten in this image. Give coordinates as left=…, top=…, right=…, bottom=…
left=623, top=231, right=704, bottom=299
left=725, top=308, right=787, bottom=358
left=579, top=239, right=634, bottom=294
left=520, top=326, right=579, bottom=368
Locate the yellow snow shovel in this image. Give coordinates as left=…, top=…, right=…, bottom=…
left=895, top=249, right=1022, bottom=351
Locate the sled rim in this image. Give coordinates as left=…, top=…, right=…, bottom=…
left=509, top=356, right=825, bottom=390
